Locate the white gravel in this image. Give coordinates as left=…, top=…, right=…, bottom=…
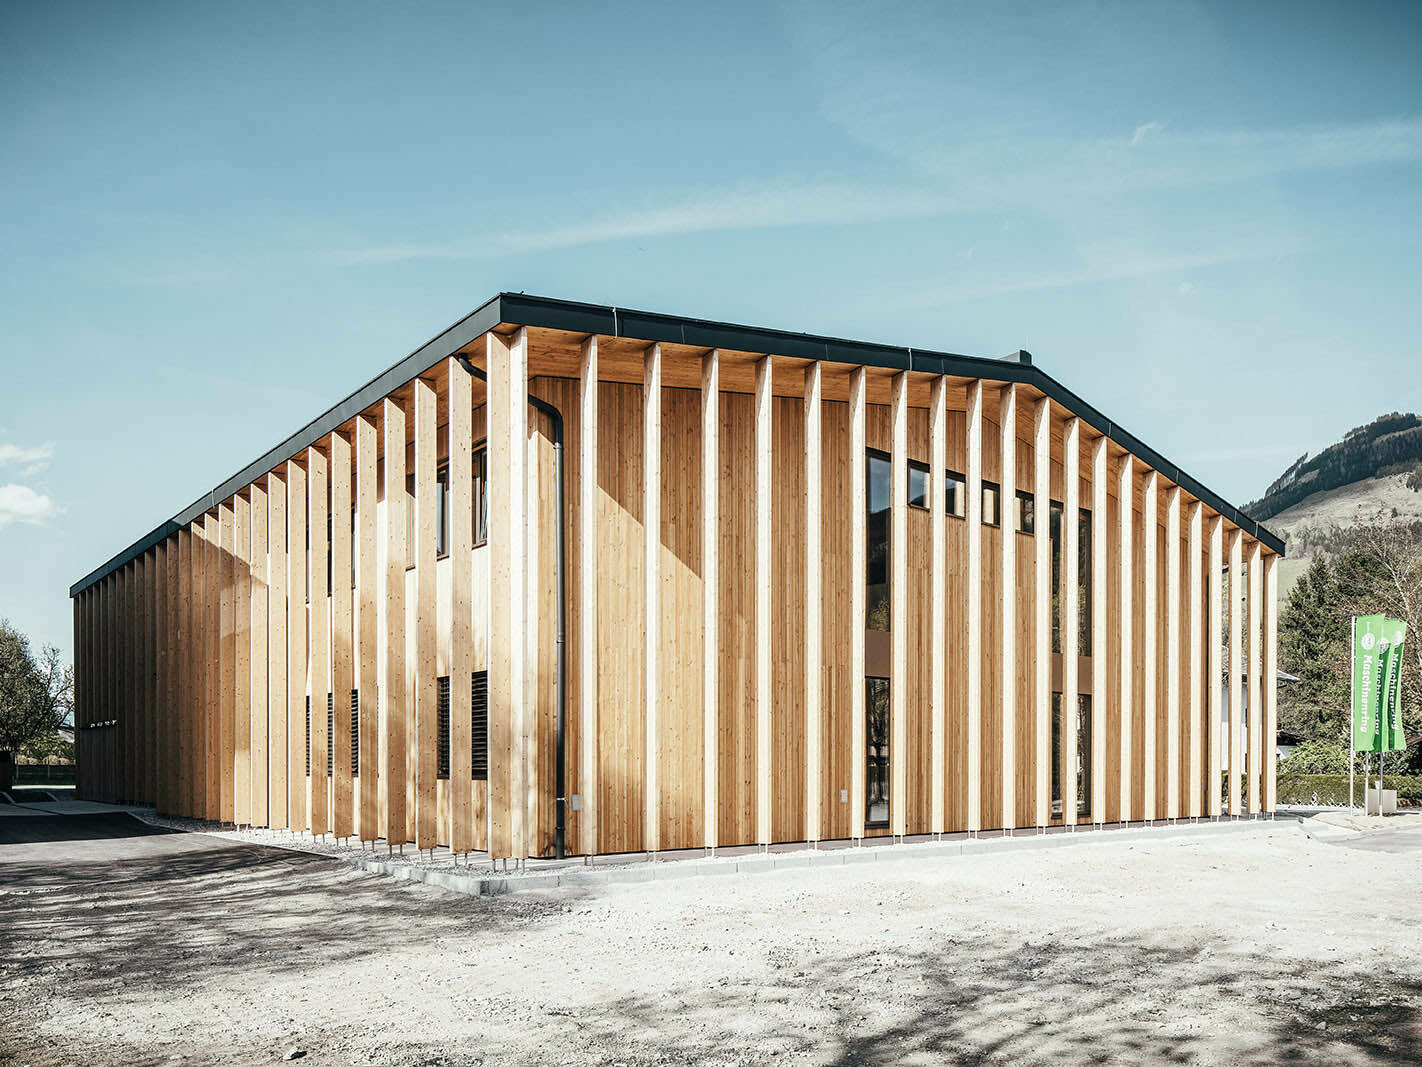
left=3, top=815, right=1420, bottom=1065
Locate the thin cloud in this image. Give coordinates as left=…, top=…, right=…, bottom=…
left=1132, top=121, right=1163, bottom=146
left=0, top=484, right=60, bottom=527
left=342, top=182, right=959, bottom=264
left=0, top=442, right=54, bottom=467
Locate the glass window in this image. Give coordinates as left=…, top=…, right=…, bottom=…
left=1050, top=503, right=1093, bottom=655
left=405, top=472, right=416, bottom=570
left=436, top=464, right=450, bottom=558
left=982, top=483, right=1002, bottom=527
left=944, top=472, right=965, bottom=518
left=867, top=452, right=891, bottom=631
left=1017, top=490, right=1035, bottom=535
left=908, top=464, right=929, bottom=510
left=866, top=676, right=890, bottom=828
left=1050, top=692, right=1093, bottom=819
left=473, top=447, right=488, bottom=547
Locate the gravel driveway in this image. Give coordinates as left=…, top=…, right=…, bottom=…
left=2, top=813, right=1420, bottom=1065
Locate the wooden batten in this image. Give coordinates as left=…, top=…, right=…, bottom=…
left=1207, top=516, right=1223, bottom=817
left=329, top=431, right=354, bottom=840
left=1165, top=486, right=1181, bottom=820
left=219, top=501, right=236, bottom=823
left=754, top=355, right=773, bottom=846
left=1090, top=435, right=1108, bottom=823
left=1228, top=527, right=1243, bottom=816
left=889, top=372, right=909, bottom=837
left=1117, top=455, right=1134, bottom=822
left=447, top=358, right=475, bottom=854
left=999, top=384, right=1017, bottom=830
left=1187, top=501, right=1203, bottom=819
left=1033, top=397, right=1051, bottom=826
left=965, top=379, right=983, bottom=833
left=849, top=366, right=867, bottom=840
left=285, top=461, right=307, bottom=832
left=1264, top=553, right=1279, bottom=812
left=307, top=446, right=330, bottom=837
left=804, top=360, right=823, bottom=844
left=1062, top=418, right=1080, bottom=825
left=249, top=483, right=269, bottom=827
left=643, top=344, right=662, bottom=852
left=413, top=377, right=438, bottom=849
left=1141, top=471, right=1158, bottom=821
left=1247, top=540, right=1263, bottom=814
left=233, top=494, right=251, bottom=826
left=580, top=338, right=601, bottom=855
left=355, top=414, right=379, bottom=840
left=930, top=376, right=948, bottom=834
left=382, top=398, right=408, bottom=845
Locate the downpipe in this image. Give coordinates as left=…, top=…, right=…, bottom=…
left=456, top=356, right=568, bottom=860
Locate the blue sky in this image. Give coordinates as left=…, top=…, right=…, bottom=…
left=2, top=0, right=1420, bottom=659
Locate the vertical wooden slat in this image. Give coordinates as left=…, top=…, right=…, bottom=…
left=999, top=384, right=1017, bottom=830
left=1034, top=398, right=1051, bottom=826
left=1063, top=418, right=1080, bottom=825
left=1248, top=540, right=1263, bottom=814
left=447, top=361, right=474, bottom=853
left=889, top=371, right=909, bottom=838
left=234, top=493, right=251, bottom=826
left=267, top=471, right=288, bottom=829
left=754, top=354, right=773, bottom=846
left=701, top=350, right=719, bottom=850
left=965, top=379, right=983, bottom=833
left=1091, top=436, right=1108, bottom=823
left=286, top=461, right=307, bottom=831
left=219, top=501, right=236, bottom=823
left=580, top=338, right=601, bottom=855
left=1264, top=552, right=1279, bottom=812
left=355, top=415, right=378, bottom=840
left=1117, top=455, right=1134, bottom=822
left=205, top=512, right=221, bottom=820
left=1208, top=516, right=1224, bottom=816
left=1228, top=527, right=1243, bottom=815
left=152, top=547, right=166, bottom=813
left=1165, top=486, right=1181, bottom=819
left=330, top=432, right=354, bottom=839
left=1142, top=471, right=1158, bottom=820
left=413, top=378, right=437, bottom=849
left=1187, top=501, right=1203, bottom=819
left=249, top=482, right=269, bottom=828
left=382, top=398, right=408, bottom=846
left=134, top=557, right=146, bottom=803
left=804, top=360, right=823, bottom=844
left=308, top=446, right=330, bottom=836
left=930, top=376, right=947, bottom=835
left=849, top=366, right=867, bottom=840
left=191, top=522, right=206, bottom=816
left=644, top=344, right=662, bottom=852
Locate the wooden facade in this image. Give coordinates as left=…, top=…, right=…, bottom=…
left=71, top=295, right=1284, bottom=857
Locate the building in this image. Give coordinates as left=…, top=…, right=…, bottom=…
left=69, top=293, right=1284, bottom=859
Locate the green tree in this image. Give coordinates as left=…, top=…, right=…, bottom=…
left=0, top=620, right=73, bottom=790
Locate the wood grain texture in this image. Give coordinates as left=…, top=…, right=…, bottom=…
left=579, top=338, right=600, bottom=855
left=643, top=344, right=662, bottom=852
left=1063, top=419, right=1080, bottom=825
left=1248, top=540, right=1262, bottom=814
left=285, top=462, right=307, bottom=831
left=308, top=446, right=330, bottom=836
left=1265, top=552, right=1278, bottom=812
left=1165, top=486, right=1181, bottom=819
left=1034, top=399, right=1052, bottom=826
left=1117, top=455, right=1134, bottom=822
left=755, top=356, right=773, bottom=845
left=219, top=502, right=236, bottom=823
left=999, top=384, right=1018, bottom=829
left=1208, top=516, right=1223, bottom=817
left=413, top=377, right=438, bottom=849
left=965, top=379, right=983, bottom=833
left=1187, top=501, right=1203, bottom=819
left=1228, top=527, right=1243, bottom=816
left=930, top=376, right=947, bottom=834
left=355, top=415, right=378, bottom=840
left=849, top=367, right=867, bottom=840
left=447, top=359, right=474, bottom=853
left=1091, top=435, right=1108, bottom=823
left=329, top=432, right=354, bottom=840
left=382, top=398, right=408, bottom=845
left=804, top=360, right=823, bottom=843
left=1141, top=471, right=1158, bottom=821
left=234, top=494, right=251, bottom=826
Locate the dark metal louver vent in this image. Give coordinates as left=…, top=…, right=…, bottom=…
left=471, top=670, right=488, bottom=781
left=437, top=675, right=451, bottom=780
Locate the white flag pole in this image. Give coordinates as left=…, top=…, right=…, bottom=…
left=1349, top=616, right=1356, bottom=812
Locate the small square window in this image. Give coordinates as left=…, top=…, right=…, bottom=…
left=944, top=473, right=965, bottom=518
left=908, top=466, right=929, bottom=510
left=1017, top=491, right=1035, bottom=535
left=982, top=483, right=1002, bottom=527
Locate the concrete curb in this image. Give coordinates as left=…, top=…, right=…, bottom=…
left=337, top=815, right=1296, bottom=898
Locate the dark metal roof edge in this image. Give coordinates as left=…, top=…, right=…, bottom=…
left=69, top=293, right=508, bottom=597
left=71, top=291, right=1280, bottom=596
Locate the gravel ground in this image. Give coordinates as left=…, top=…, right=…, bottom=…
left=2, top=814, right=1421, bottom=1066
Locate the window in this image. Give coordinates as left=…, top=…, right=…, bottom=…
left=982, top=482, right=1002, bottom=526
left=944, top=472, right=965, bottom=518
left=471, top=671, right=489, bottom=780
left=866, top=452, right=891, bottom=631
left=1016, top=490, right=1035, bottom=535
left=405, top=445, right=487, bottom=563
left=437, top=675, right=451, bottom=780
left=1050, top=504, right=1093, bottom=655
left=866, top=676, right=890, bottom=828
left=908, top=464, right=929, bottom=510
left=1050, top=692, right=1092, bottom=819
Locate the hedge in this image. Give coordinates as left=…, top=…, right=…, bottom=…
left=1277, top=773, right=1422, bottom=807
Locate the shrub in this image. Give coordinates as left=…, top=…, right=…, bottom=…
left=1277, top=773, right=1422, bottom=806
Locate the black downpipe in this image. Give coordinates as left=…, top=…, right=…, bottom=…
left=455, top=356, right=568, bottom=860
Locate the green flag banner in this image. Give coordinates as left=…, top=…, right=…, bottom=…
left=1379, top=618, right=1408, bottom=753
left=1352, top=614, right=1387, bottom=751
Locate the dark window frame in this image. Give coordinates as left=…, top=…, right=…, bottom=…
left=865, top=675, right=891, bottom=830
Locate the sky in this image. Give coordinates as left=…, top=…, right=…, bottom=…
left=2, top=0, right=1421, bottom=660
